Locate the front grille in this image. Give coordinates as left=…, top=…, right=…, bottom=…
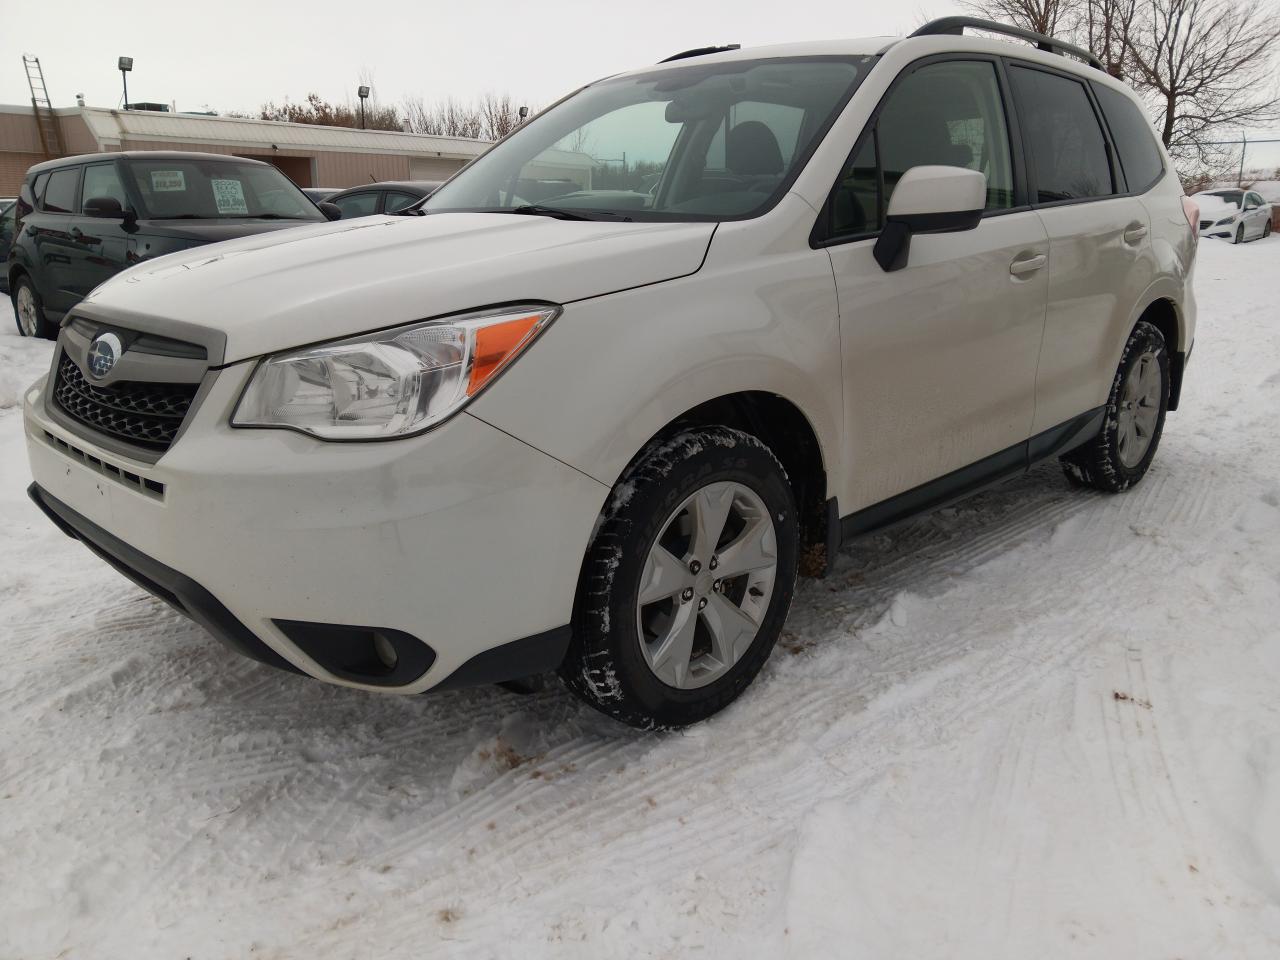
left=52, top=354, right=198, bottom=451
left=1199, top=220, right=1212, bottom=230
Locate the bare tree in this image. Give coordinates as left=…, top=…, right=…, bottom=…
left=258, top=92, right=401, bottom=131
left=404, top=96, right=484, bottom=138
left=479, top=93, right=524, bottom=140
left=1083, top=0, right=1138, bottom=76
left=960, top=0, right=1075, bottom=35
left=403, top=93, right=530, bottom=141
left=1126, top=0, right=1280, bottom=165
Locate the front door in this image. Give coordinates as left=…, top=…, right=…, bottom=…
left=65, top=162, right=133, bottom=301
left=822, top=57, right=1049, bottom=513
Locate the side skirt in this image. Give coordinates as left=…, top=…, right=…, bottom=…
left=834, top=406, right=1105, bottom=544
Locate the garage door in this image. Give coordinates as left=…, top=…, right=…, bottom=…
left=409, top=158, right=467, bottom=180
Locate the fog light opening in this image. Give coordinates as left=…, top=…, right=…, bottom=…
left=372, top=632, right=399, bottom=671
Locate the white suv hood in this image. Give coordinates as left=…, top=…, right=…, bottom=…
left=82, top=212, right=717, bottom=363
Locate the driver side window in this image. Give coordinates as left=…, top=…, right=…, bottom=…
left=828, top=59, right=1014, bottom=239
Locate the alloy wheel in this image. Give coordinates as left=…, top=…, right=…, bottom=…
left=1116, top=349, right=1161, bottom=468
left=15, top=285, right=38, bottom=337
left=635, top=481, right=778, bottom=689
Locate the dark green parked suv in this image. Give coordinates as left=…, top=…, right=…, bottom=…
left=8, top=152, right=337, bottom=338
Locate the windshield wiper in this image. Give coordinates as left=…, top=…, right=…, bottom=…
left=509, top=204, right=631, bottom=222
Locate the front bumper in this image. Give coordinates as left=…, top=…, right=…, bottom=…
left=23, top=366, right=609, bottom=694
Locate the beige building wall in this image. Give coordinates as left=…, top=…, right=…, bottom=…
left=315, top=152, right=412, bottom=186
left=0, top=104, right=491, bottom=194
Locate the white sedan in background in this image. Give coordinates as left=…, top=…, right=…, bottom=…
left=1193, top=188, right=1272, bottom=243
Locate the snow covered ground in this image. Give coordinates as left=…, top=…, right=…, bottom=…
left=2, top=237, right=1279, bottom=959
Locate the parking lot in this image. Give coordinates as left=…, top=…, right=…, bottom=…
left=2, top=236, right=1279, bottom=958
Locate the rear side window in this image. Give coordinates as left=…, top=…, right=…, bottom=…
left=42, top=168, right=80, bottom=213
left=1092, top=84, right=1163, bottom=194
left=1009, top=66, right=1113, bottom=202
left=826, top=59, right=1014, bottom=238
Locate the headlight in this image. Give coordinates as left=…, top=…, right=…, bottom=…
left=232, top=303, right=559, bottom=440
left=1214, top=215, right=1235, bottom=226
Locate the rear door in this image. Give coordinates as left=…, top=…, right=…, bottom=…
left=1008, top=63, right=1156, bottom=435
left=32, top=165, right=83, bottom=315
left=820, top=56, right=1049, bottom=512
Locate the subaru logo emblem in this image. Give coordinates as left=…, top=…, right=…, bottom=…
left=87, top=332, right=123, bottom=379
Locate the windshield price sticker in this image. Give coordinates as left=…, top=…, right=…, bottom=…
left=150, top=170, right=186, bottom=192
left=211, top=179, right=249, bottom=215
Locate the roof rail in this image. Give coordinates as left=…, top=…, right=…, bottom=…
left=660, top=44, right=740, bottom=63
left=910, top=16, right=1105, bottom=72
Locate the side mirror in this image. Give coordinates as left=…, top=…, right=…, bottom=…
left=318, top=201, right=342, bottom=221
left=874, top=166, right=986, bottom=272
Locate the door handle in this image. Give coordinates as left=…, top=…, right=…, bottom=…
left=1009, top=254, right=1046, bottom=276
left=1123, top=224, right=1148, bottom=244
left=69, top=228, right=99, bottom=245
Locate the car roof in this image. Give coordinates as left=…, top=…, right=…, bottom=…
left=330, top=181, right=440, bottom=194
left=606, top=31, right=1113, bottom=88
left=25, top=151, right=272, bottom=177
left=329, top=181, right=439, bottom=196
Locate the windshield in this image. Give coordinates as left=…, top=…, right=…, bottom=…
left=127, top=158, right=325, bottom=221
left=426, top=56, right=872, bottom=221
left=1206, top=190, right=1243, bottom=208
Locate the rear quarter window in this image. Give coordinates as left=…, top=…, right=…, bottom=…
left=1092, top=84, right=1164, bottom=194
left=29, top=172, right=51, bottom=209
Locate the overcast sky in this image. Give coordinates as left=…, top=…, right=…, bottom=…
left=2, top=0, right=958, bottom=114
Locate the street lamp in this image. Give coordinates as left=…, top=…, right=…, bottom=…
left=118, top=56, right=133, bottom=110
left=357, top=85, right=370, bottom=130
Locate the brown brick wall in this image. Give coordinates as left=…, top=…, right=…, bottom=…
left=0, top=152, right=45, bottom=196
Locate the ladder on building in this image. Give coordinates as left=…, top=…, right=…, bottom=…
left=23, top=55, right=64, bottom=159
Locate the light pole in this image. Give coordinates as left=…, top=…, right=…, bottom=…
left=118, top=56, right=133, bottom=110
left=357, top=85, right=370, bottom=130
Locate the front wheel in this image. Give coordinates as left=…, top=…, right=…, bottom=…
left=1062, top=320, right=1169, bottom=493
left=560, top=426, right=799, bottom=729
left=1265, top=220, right=1272, bottom=239
left=12, top=277, right=55, bottom=339
left=1234, top=224, right=1245, bottom=244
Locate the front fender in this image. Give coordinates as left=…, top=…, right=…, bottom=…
left=466, top=224, right=843, bottom=497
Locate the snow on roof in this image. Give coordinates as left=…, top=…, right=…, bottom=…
left=30, top=105, right=491, bottom=160
left=1205, top=178, right=1280, bottom=202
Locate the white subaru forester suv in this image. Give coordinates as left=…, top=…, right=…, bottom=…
left=25, top=19, right=1197, bottom=729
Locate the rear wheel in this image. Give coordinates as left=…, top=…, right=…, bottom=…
left=1061, top=320, right=1169, bottom=493
left=12, top=277, right=54, bottom=339
left=561, top=426, right=799, bottom=729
